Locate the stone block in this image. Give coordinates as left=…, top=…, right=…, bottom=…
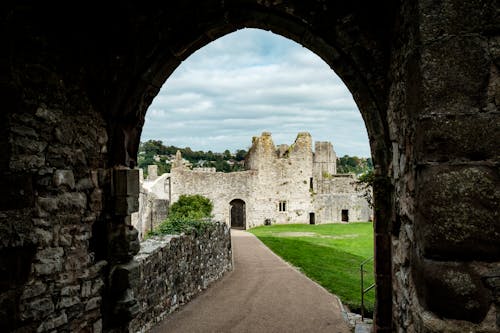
left=110, top=261, right=140, bottom=294
left=53, top=169, right=75, bottom=189
left=61, top=285, right=80, bottom=296
left=415, top=166, right=500, bottom=260
left=75, top=177, right=94, bottom=191
left=93, top=319, right=102, bottom=333
left=419, top=0, right=498, bottom=40
left=20, top=282, right=47, bottom=300
left=89, top=188, right=103, bottom=212
left=54, top=125, right=74, bottom=144
left=20, top=297, right=54, bottom=321
left=420, top=36, right=489, bottom=115
left=85, top=296, right=101, bottom=311
left=37, top=196, right=58, bottom=213
left=416, top=114, right=500, bottom=162
left=33, top=227, right=53, bottom=246
left=414, top=259, right=491, bottom=323
left=115, top=195, right=140, bottom=216
left=147, top=165, right=158, bottom=180
left=57, top=296, right=80, bottom=309
left=10, top=136, right=48, bottom=155
left=114, top=169, right=140, bottom=197
left=9, top=154, right=46, bottom=170
left=57, top=192, right=87, bottom=211
left=81, top=281, right=92, bottom=298
left=108, top=225, right=140, bottom=263
left=36, top=311, right=67, bottom=332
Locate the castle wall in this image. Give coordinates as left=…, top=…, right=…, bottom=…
left=170, top=168, right=255, bottom=226
left=137, top=132, right=372, bottom=232
left=130, top=222, right=232, bottom=332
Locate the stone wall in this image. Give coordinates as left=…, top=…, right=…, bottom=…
left=3, top=2, right=498, bottom=332
left=0, top=101, right=109, bottom=332
left=387, top=1, right=500, bottom=332
left=129, top=222, right=232, bottom=332
left=132, top=173, right=170, bottom=240
left=138, top=132, right=371, bottom=234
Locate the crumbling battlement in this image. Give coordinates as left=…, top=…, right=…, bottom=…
left=133, top=132, right=371, bottom=237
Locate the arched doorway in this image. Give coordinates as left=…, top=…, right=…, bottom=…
left=230, top=199, right=246, bottom=230
left=119, top=14, right=393, bottom=331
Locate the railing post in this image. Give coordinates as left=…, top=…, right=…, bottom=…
left=361, top=263, right=365, bottom=321
left=360, top=257, right=374, bottom=322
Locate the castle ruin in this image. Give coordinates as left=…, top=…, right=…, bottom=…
left=133, top=132, right=371, bottom=238
left=2, top=2, right=498, bottom=331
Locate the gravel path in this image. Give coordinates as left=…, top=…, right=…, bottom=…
left=150, top=229, right=350, bottom=333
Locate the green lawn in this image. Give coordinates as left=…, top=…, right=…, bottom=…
left=249, top=222, right=375, bottom=315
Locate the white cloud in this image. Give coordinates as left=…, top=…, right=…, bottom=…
left=142, top=28, right=370, bottom=157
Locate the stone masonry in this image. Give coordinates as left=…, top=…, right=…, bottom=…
left=130, top=222, right=232, bottom=332
left=1, top=1, right=498, bottom=332
left=132, top=132, right=372, bottom=238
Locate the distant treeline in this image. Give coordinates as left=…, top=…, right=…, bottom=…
left=138, top=140, right=246, bottom=175
left=336, top=155, right=373, bottom=175
left=138, top=140, right=373, bottom=176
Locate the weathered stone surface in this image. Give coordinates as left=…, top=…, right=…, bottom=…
left=108, top=225, right=140, bottom=263
left=416, top=166, right=500, bottom=260
left=129, top=222, right=232, bottom=332
left=420, top=36, right=490, bottom=115
left=419, top=0, right=499, bottom=39
left=20, top=282, right=47, bottom=300
left=85, top=296, right=101, bottom=311
left=416, top=114, right=500, bottom=162
left=110, top=261, right=140, bottom=294
left=414, top=259, right=491, bottom=323
left=136, top=133, right=370, bottom=238
left=53, top=170, right=75, bottom=189
left=20, top=297, right=54, bottom=321
left=1, top=1, right=498, bottom=332
left=36, top=311, right=67, bottom=332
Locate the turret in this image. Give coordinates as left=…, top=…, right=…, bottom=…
left=245, top=132, right=277, bottom=170
left=313, top=141, right=337, bottom=179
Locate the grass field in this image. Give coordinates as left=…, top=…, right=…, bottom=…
left=249, top=222, right=375, bottom=315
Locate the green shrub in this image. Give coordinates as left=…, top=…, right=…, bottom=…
left=147, top=194, right=214, bottom=237
left=169, top=194, right=213, bottom=220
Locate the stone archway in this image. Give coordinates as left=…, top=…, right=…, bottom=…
left=230, top=199, right=246, bottom=230
left=1, top=2, right=498, bottom=332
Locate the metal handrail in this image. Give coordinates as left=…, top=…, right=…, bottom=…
left=360, top=256, right=375, bottom=322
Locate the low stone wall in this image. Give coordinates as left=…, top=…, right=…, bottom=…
left=129, top=222, right=232, bottom=332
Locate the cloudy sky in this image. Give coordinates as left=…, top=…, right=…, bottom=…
left=142, top=28, right=370, bottom=157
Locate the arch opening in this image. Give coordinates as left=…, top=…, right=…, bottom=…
left=127, top=10, right=392, bottom=332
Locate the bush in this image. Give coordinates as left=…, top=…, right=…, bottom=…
left=169, top=194, right=213, bottom=220
left=147, top=194, right=214, bottom=237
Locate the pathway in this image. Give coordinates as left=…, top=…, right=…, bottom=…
left=150, top=229, right=350, bottom=333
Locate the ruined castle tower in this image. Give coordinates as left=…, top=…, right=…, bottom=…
left=313, top=141, right=337, bottom=179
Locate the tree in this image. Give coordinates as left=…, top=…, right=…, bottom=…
left=355, top=170, right=374, bottom=209
left=141, top=140, right=168, bottom=155
left=235, top=149, right=247, bottom=161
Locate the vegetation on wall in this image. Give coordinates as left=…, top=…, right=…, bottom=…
left=147, top=194, right=214, bottom=236
left=355, top=170, right=375, bottom=208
